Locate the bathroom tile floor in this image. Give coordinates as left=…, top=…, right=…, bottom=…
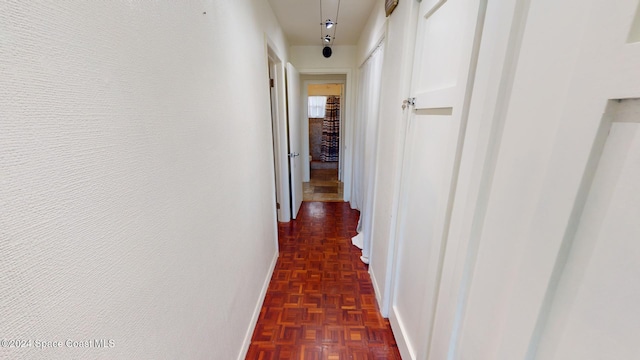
left=303, top=169, right=344, bottom=202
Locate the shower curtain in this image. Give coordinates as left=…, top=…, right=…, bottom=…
left=321, top=96, right=340, bottom=162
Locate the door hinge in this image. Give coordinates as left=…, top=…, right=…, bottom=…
left=276, top=202, right=280, bottom=209
left=270, top=78, right=275, bottom=88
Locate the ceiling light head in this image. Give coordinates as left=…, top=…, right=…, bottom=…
left=325, top=19, right=334, bottom=29
left=324, top=35, right=332, bottom=43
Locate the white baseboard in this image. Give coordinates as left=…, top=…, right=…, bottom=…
left=390, top=305, right=416, bottom=360
left=369, top=268, right=386, bottom=317
left=236, top=250, right=279, bottom=360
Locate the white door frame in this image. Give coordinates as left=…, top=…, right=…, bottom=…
left=266, top=40, right=292, bottom=222
left=301, top=79, right=346, bottom=183
left=267, top=58, right=281, bottom=221
left=298, top=68, right=354, bottom=202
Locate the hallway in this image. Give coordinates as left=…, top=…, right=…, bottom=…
left=3, top=1, right=639, bottom=359
left=246, top=202, right=400, bottom=359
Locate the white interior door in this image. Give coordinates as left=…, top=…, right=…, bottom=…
left=534, top=104, right=640, bottom=360
left=286, top=62, right=303, bottom=219
left=447, top=0, right=640, bottom=358
left=513, top=1, right=640, bottom=358
left=389, top=0, right=485, bottom=359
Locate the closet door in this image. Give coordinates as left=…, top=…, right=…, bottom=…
left=286, top=62, right=303, bottom=219
left=452, top=0, right=640, bottom=359
left=534, top=104, right=640, bottom=360
left=389, top=0, right=485, bottom=358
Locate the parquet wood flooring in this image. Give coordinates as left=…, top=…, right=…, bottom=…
left=246, top=202, right=401, bottom=359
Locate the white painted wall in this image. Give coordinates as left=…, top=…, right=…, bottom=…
left=356, top=3, right=388, bottom=66
left=308, top=84, right=342, bottom=96
left=290, top=45, right=357, bottom=70
left=0, top=1, right=287, bottom=359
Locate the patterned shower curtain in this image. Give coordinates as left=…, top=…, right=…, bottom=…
left=321, top=96, right=340, bottom=162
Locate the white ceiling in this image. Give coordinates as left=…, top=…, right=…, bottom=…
left=267, top=0, right=377, bottom=46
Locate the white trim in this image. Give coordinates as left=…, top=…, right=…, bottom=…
left=236, top=251, right=279, bottom=360
left=369, top=266, right=384, bottom=309
left=298, top=68, right=354, bottom=202
left=389, top=305, right=416, bottom=360
left=268, top=59, right=283, bottom=222
left=422, top=0, right=448, bottom=19
left=266, top=36, right=292, bottom=222
left=301, top=79, right=347, bottom=183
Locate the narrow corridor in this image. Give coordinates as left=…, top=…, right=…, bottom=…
left=246, top=202, right=400, bottom=359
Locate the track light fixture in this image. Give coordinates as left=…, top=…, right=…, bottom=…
left=319, top=0, right=340, bottom=58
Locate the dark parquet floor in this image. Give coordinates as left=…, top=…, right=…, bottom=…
left=246, top=202, right=401, bottom=360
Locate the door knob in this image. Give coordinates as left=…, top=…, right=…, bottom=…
left=402, top=97, right=416, bottom=110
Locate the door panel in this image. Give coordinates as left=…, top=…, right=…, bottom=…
left=390, top=0, right=484, bottom=358
left=393, top=114, right=458, bottom=358
left=286, top=63, right=303, bottom=219
left=535, top=120, right=640, bottom=360
left=414, top=0, right=466, bottom=109
left=452, top=0, right=640, bottom=358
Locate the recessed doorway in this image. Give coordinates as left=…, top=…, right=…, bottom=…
left=303, top=82, right=344, bottom=202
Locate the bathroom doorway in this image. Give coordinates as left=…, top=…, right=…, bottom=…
left=303, top=82, right=344, bottom=201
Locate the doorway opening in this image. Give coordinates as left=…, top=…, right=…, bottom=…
left=266, top=42, right=293, bottom=223
left=303, top=82, right=344, bottom=202
left=268, top=59, right=279, bottom=213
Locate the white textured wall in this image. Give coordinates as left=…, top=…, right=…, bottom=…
left=290, top=45, right=356, bottom=70
left=0, top=1, right=286, bottom=359
left=356, top=2, right=387, bottom=66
